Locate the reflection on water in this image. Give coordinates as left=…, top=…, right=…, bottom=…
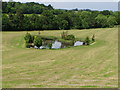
left=52, top=40, right=62, bottom=49
left=74, top=41, right=83, bottom=46
left=51, top=40, right=84, bottom=49
left=34, top=40, right=84, bottom=49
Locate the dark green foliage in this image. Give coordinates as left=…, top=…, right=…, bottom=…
left=2, top=1, right=119, bottom=31
left=107, top=16, right=117, bottom=27
left=25, top=43, right=31, bottom=48
left=2, top=14, right=10, bottom=30
left=24, top=33, right=33, bottom=43
left=113, top=11, right=120, bottom=25
left=64, top=35, right=75, bottom=40
left=48, top=43, right=52, bottom=49
left=80, top=11, right=92, bottom=29
left=2, top=2, right=53, bottom=14
left=100, top=10, right=112, bottom=15
left=61, top=31, right=75, bottom=40
left=34, top=36, right=42, bottom=47
left=92, top=34, right=95, bottom=42
left=85, top=36, right=90, bottom=45
left=41, top=36, right=57, bottom=40
left=58, top=39, right=74, bottom=46
left=59, top=20, right=69, bottom=30
left=95, top=14, right=108, bottom=28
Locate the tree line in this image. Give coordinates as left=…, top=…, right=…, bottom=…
left=2, top=2, right=120, bottom=31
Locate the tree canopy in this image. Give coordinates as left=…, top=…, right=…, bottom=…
left=2, top=1, right=120, bottom=31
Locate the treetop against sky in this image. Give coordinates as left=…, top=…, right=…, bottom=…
left=2, top=0, right=119, bottom=2
left=2, top=1, right=119, bottom=11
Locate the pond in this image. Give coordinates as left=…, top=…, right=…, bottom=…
left=74, top=41, right=84, bottom=46
left=52, top=40, right=62, bottom=49
left=34, top=40, right=84, bottom=49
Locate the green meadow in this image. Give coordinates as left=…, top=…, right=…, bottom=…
left=2, top=27, right=118, bottom=88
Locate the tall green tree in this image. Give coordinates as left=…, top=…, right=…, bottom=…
left=80, top=11, right=92, bottom=29
left=95, top=14, right=108, bottom=28
left=15, top=9, right=24, bottom=30
left=2, top=14, right=10, bottom=30
left=107, top=16, right=117, bottom=27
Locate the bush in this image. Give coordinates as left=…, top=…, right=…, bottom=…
left=48, top=43, right=52, bottom=49
left=25, top=43, right=30, bottom=48
left=61, top=31, right=68, bottom=39
left=58, top=39, right=74, bottom=46
left=92, top=34, right=95, bottom=42
left=85, top=36, right=90, bottom=45
left=34, top=36, right=42, bottom=47
left=24, top=33, right=34, bottom=43
left=65, top=34, right=75, bottom=40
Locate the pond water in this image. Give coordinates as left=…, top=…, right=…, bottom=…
left=51, top=40, right=83, bottom=49
left=52, top=40, right=62, bottom=49
left=34, top=40, right=84, bottom=49
left=74, top=41, right=83, bottom=46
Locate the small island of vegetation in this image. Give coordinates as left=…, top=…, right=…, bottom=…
left=24, top=31, right=95, bottom=49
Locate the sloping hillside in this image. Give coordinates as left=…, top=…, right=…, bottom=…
left=2, top=27, right=118, bottom=88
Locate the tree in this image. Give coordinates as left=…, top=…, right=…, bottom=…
left=51, top=16, right=61, bottom=30
left=59, top=12, right=73, bottom=29
left=59, top=20, right=69, bottom=30
left=73, top=13, right=82, bottom=29
left=8, top=13, right=16, bottom=30
left=2, top=2, right=117, bottom=31
left=34, top=36, right=42, bottom=47
left=41, top=10, right=55, bottom=30
left=42, top=10, right=54, bottom=18
left=2, top=14, right=10, bottom=30
left=22, top=16, right=31, bottom=30
left=107, top=16, right=117, bottom=27
left=29, top=14, right=40, bottom=30
left=15, top=9, right=24, bottom=30
left=113, top=11, right=120, bottom=25
left=48, top=4, right=53, bottom=10
left=2, top=2, right=8, bottom=13
left=80, top=11, right=92, bottom=29
left=95, top=14, right=108, bottom=28
left=100, top=10, right=112, bottom=15
left=82, top=19, right=89, bottom=29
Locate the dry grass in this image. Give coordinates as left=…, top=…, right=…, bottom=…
left=2, top=28, right=118, bottom=88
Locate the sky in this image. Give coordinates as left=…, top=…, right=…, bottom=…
left=2, top=0, right=119, bottom=11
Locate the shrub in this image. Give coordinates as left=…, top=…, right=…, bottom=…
left=25, top=43, right=30, bottom=48
left=48, top=43, right=52, bottom=49
left=24, top=33, right=33, bottom=43
left=65, top=34, right=75, bottom=40
left=58, top=39, right=74, bottom=46
left=34, top=36, right=42, bottom=47
left=92, top=34, right=95, bottom=42
left=61, top=31, right=68, bottom=39
left=85, top=36, right=90, bottom=45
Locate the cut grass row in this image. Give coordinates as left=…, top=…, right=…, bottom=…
left=2, top=27, right=118, bottom=88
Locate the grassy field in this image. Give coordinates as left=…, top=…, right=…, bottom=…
left=2, top=28, right=118, bottom=88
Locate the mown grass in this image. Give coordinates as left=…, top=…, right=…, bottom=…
left=2, top=28, right=118, bottom=88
